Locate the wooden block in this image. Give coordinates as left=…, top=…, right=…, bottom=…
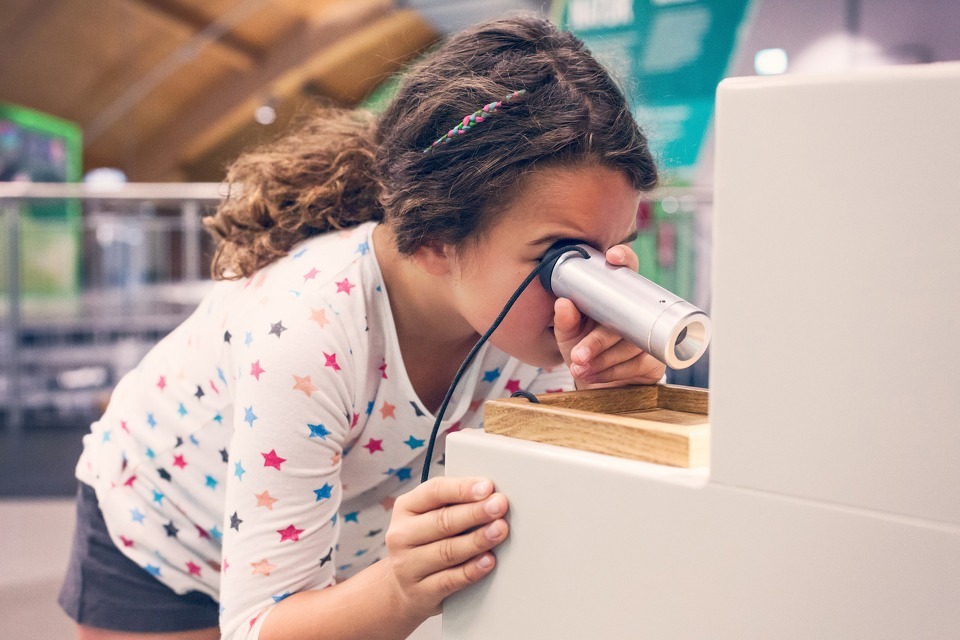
left=483, top=384, right=709, bottom=468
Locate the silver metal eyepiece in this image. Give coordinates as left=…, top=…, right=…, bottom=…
left=541, top=243, right=711, bottom=370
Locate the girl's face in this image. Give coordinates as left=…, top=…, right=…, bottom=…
left=445, top=163, right=641, bottom=367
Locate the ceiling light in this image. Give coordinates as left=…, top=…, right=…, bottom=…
left=755, top=48, right=789, bottom=75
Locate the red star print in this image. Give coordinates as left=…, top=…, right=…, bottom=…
left=335, top=278, right=355, bottom=294
left=278, top=524, right=304, bottom=542
left=120, top=420, right=130, bottom=433
left=363, top=438, right=384, bottom=454
left=444, top=421, right=462, bottom=434
left=123, top=475, right=136, bottom=487
left=324, top=352, right=341, bottom=371
left=351, top=413, right=359, bottom=428
left=172, top=454, right=187, bottom=469
left=250, top=360, right=265, bottom=380
left=223, top=558, right=230, bottom=573
left=208, top=379, right=219, bottom=394
left=380, top=401, right=396, bottom=419
left=186, top=561, right=202, bottom=576
left=379, top=362, right=388, bottom=378
left=505, top=379, right=521, bottom=394
left=546, top=388, right=564, bottom=394
left=196, top=525, right=212, bottom=540
left=261, top=449, right=287, bottom=470
left=119, top=535, right=134, bottom=548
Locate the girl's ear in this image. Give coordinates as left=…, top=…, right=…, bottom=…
left=411, top=240, right=453, bottom=276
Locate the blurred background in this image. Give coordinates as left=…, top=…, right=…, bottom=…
left=1, top=0, right=957, bottom=636
left=2, top=0, right=959, bottom=498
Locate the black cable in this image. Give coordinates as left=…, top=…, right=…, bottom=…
left=419, top=242, right=586, bottom=482
left=510, top=390, right=540, bottom=403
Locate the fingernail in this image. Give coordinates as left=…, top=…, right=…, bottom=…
left=572, top=347, right=589, bottom=363
left=612, top=247, right=626, bottom=262
left=570, top=363, right=588, bottom=377
left=485, top=520, right=505, bottom=540
left=477, top=554, right=494, bottom=569
left=473, top=480, right=492, bottom=499
left=484, top=495, right=505, bottom=517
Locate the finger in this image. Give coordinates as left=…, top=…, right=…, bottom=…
left=552, top=297, right=588, bottom=349
left=417, top=551, right=499, bottom=606
left=579, top=350, right=665, bottom=386
left=568, top=324, right=624, bottom=367
left=605, top=244, right=640, bottom=272
left=402, top=493, right=509, bottom=547
left=568, top=338, right=639, bottom=380
left=408, top=518, right=509, bottom=581
left=396, top=477, right=494, bottom=516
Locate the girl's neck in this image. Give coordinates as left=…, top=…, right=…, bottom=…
left=372, top=224, right=479, bottom=410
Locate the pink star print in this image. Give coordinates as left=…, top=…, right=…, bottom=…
left=261, top=449, right=286, bottom=470
left=250, top=360, right=265, bottom=380
left=303, top=267, right=319, bottom=281
left=363, top=438, right=384, bottom=454
left=379, top=362, right=388, bottom=379
left=173, top=454, right=187, bottom=469
left=324, top=352, right=341, bottom=371
left=335, top=278, right=355, bottom=294
left=505, top=379, right=521, bottom=394
left=278, top=524, right=304, bottom=542
left=292, top=374, right=318, bottom=396
left=251, top=558, right=275, bottom=576
left=157, top=376, right=166, bottom=390
left=186, top=561, right=202, bottom=576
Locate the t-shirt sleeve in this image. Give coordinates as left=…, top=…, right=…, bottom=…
left=218, top=311, right=357, bottom=639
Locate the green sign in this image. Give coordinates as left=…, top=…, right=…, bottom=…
left=558, top=0, right=751, bottom=174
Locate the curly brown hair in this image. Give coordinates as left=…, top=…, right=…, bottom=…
left=205, top=13, right=657, bottom=279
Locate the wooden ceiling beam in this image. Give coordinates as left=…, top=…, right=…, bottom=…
left=132, top=0, right=437, bottom=181
left=124, top=0, right=264, bottom=70
left=178, top=9, right=439, bottom=180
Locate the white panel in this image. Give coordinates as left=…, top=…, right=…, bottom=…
left=710, top=62, right=960, bottom=523
left=443, top=430, right=960, bottom=640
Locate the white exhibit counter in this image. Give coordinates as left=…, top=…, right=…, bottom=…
left=443, top=61, right=960, bottom=639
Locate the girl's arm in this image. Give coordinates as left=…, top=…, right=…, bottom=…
left=258, top=476, right=509, bottom=640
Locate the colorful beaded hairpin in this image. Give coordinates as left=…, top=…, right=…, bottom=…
left=423, top=90, right=527, bottom=154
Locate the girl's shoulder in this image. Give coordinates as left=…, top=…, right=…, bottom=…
left=275, top=222, right=377, bottom=284
left=224, top=222, right=378, bottom=302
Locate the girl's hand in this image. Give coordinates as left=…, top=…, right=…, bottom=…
left=553, top=244, right=667, bottom=389
left=384, top=476, right=509, bottom=619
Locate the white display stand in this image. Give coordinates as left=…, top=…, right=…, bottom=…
left=443, top=62, right=960, bottom=639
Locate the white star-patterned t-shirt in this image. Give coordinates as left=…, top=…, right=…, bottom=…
left=75, top=221, right=573, bottom=639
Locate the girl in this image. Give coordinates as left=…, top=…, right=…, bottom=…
left=59, top=13, right=663, bottom=640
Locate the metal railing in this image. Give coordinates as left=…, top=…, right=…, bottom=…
left=0, top=181, right=713, bottom=433
left=1, top=182, right=223, bottom=432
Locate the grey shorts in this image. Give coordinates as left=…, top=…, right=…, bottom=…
left=58, top=482, right=220, bottom=633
